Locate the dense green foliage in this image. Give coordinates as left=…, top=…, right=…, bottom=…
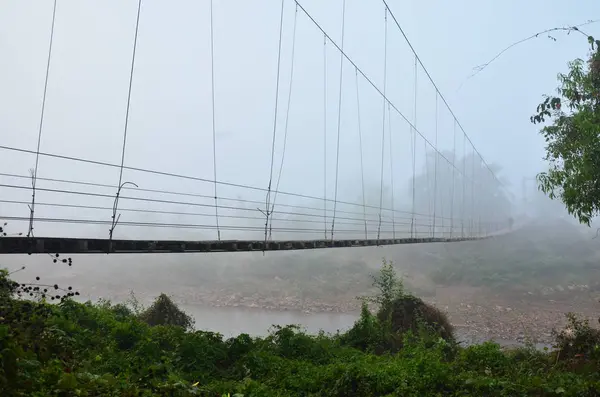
left=2, top=264, right=600, bottom=396
left=532, top=36, right=600, bottom=225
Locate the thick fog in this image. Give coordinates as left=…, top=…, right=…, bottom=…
left=4, top=0, right=600, bottom=348
left=1, top=0, right=598, bottom=243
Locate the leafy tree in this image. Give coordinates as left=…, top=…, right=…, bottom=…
left=531, top=36, right=600, bottom=225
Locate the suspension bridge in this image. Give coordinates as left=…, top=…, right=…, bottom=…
left=0, top=0, right=514, bottom=254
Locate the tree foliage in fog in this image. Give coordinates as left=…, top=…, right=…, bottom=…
left=360, top=259, right=404, bottom=310
left=531, top=36, right=600, bottom=225
left=410, top=150, right=511, bottom=234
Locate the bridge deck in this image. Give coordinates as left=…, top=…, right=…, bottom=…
left=0, top=236, right=486, bottom=254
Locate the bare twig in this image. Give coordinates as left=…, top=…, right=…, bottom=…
left=457, top=19, right=599, bottom=92
left=8, top=266, right=26, bottom=276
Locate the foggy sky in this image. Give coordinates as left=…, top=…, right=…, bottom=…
left=1, top=0, right=598, bottom=241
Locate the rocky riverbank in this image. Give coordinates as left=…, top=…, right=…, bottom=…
left=11, top=256, right=598, bottom=346
left=84, top=283, right=598, bottom=345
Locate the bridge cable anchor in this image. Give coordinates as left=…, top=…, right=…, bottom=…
left=257, top=207, right=270, bottom=256
left=108, top=181, right=138, bottom=254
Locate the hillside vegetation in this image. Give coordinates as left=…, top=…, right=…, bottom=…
left=426, top=219, right=600, bottom=293
left=2, top=261, right=600, bottom=396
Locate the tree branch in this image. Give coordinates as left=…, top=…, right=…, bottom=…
left=457, top=19, right=599, bottom=92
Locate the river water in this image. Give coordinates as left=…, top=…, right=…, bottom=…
left=180, top=304, right=552, bottom=350
left=181, top=304, right=358, bottom=338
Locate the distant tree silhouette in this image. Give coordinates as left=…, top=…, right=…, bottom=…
left=409, top=150, right=511, bottom=235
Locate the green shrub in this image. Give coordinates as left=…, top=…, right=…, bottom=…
left=553, top=312, right=600, bottom=361
left=382, top=294, right=455, bottom=344
left=138, top=293, right=195, bottom=330
left=340, top=302, right=387, bottom=353
left=2, top=266, right=600, bottom=396
left=345, top=259, right=455, bottom=354
left=112, top=319, right=145, bottom=350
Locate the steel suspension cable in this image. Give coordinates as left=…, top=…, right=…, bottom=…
left=377, top=8, right=388, bottom=243
left=450, top=120, right=457, bottom=237
left=471, top=145, right=475, bottom=236
left=0, top=214, right=457, bottom=236
left=109, top=0, right=143, bottom=243
left=0, top=144, right=453, bottom=220
left=263, top=0, right=286, bottom=248
left=330, top=0, right=346, bottom=241
left=0, top=188, right=444, bottom=230
left=388, top=102, right=396, bottom=239
left=0, top=171, right=396, bottom=221
left=28, top=0, right=58, bottom=238
left=269, top=3, right=298, bottom=240
left=410, top=55, right=417, bottom=238
left=355, top=68, right=368, bottom=239
left=209, top=0, right=221, bottom=240
left=289, top=1, right=481, bottom=187
left=381, top=0, right=503, bottom=188
left=461, top=131, right=466, bottom=238
left=322, top=34, right=328, bottom=239
left=432, top=93, right=439, bottom=237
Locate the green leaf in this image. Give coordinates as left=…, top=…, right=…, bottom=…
left=531, top=35, right=600, bottom=225
left=57, top=372, right=78, bottom=390
left=1, top=348, right=18, bottom=382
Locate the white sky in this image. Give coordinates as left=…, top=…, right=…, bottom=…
left=0, top=0, right=598, bottom=240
